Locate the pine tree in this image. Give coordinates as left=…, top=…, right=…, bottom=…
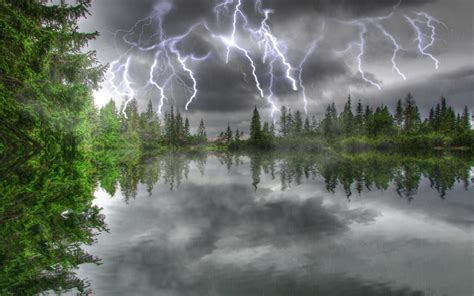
left=371, top=105, right=393, bottom=136
left=279, top=106, right=288, bottom=136
left=270, top=121, right=276, bottom=137
left=341, top=95, right=354, bottom=135
left=428, top=107, right=435, bottom=131
left=304, top=117, right=310, bottom=133
left=224, top=123, right=233, bottom=144
left=197, top=119, right=207, bottom=143
left=287, top=108, right=294, bottom=135
left=438, top=97, right=455, bottom=134
left=394, top=99, right=404, bottom=131
left=460, top=106, right=470, bottom=132
left=175, top=109, right=183, bottom=144
left=355, top=99, right=364, bottom=134
left=293, top=110, right=303, bottom=134
left=322, top=104, right=333, bottom=138
left=184, top=117, right=191, bottom=142
left=403, top=93, right=420, bottom=134
left=250, top=106, right=262, bottom=145
left=235, top=129, right=241, bottom=141
left=364, top=105, right=373, bottom=135
left=311, top=115, right=318, bottom=132
left=97, top=100, right=120, bottom=149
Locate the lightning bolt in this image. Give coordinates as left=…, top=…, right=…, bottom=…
left=404, top=12, right=446, bottom=69
left=121, top=56, right=135, bottom=118
left=256, top=9, right=298, bottom=91
left=103, top=0, right=447, bottom=122
left=105, top=3, right=210, bottom=115
left=355, top=21, right=382, bottom=90
left=266, top=57, right=279, bottom=119
left=334, top=8, right=406, bottom=89
left=375, top=24, right=406, bottom=80
left=214, top=0, right=265, bottom=98
left=298, top=23, right=325, bottom=114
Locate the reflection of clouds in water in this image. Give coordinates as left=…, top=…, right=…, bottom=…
left=80, top=155, right=474, bottom=296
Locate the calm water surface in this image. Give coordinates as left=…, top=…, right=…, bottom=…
left=77, top=152, right=473, bottom=295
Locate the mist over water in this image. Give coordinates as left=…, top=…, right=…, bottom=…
left=77, top=152, right=474, bottom=296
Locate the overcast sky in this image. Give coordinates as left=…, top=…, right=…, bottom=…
left=80, top=0, right=473, bottom=134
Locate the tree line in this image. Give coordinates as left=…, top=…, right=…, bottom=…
left=236, top=93, right=472, bottom=150
left=95, top=98, right=208, bottom=151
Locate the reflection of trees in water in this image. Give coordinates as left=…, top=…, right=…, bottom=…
left=0, top=151, right=107, bottom=295
left=99, top=152, right=209, bottom=201
left=102, top=151, right=472, bottom=202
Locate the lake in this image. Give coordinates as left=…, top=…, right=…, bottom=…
left=74, top=151, right=473, bottom=296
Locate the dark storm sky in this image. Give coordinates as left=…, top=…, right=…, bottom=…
left=79, top=0, right=473, bottom=135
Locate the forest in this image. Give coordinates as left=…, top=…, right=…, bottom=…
left=92, top=93, right=473, bottom=154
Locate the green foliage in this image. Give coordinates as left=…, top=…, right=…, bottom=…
left=267, top=94, right=472, bottom=152
left=0, top=0, right=105, bottom=159
left=250, top=105, right=262, bottom=145
left=0, top=150, right=108, bottom=295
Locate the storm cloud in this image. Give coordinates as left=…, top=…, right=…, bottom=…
left=81, top=0, right=473, bottom=134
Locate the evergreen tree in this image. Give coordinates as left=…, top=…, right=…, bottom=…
left=250, top=106, right=261, bottom=145
left=235, top=129, right=241, bottom=141
left=341, top=95, right=354, bottom=135
left=293, top=110, right=303, bottom=134
left=354, top=99, right=364, bottom=134
left=184, top=117, right=191, bottom=142
left=279, top=106, right=288, bottom=136
left=175, top=108, right=183, bottom=144
left=322, top=104, right=337, bottom=138
left=139, top=99, right=161, bottom=145
left=224, top=123, right=233, bottom=144
left=270, top=121, right=276, bottom=137
left=371, top=105, right=393, bottom=136
left=304, top=117, right=310, bottom=133
left=460, top=106, right=470, bottom=132
left=364, top=105, right=373, bottom=135
left=439, top=97, right=456, bottom=134
left=394, top=99, right=404, bottom=130
left=197, top=119, right=207, bottom=143
left=97, top=100, right=120, bottom=149
left=403, top=93, right=420, bottom=134
left=434, top=102, right=441, bottom=131
left=287, top=108, right=294, bottom=135
left=311, top=115, right=318, bottom=133
left=428, top=107, right=435, bottom=131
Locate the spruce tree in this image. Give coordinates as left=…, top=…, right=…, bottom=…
left=460, top=106, right=470, bottom=132
left=293, top=110, right=303, bottom=134
left=394, top=99, right=404, bottom=131
left=355, top=100, right=364, bottom=134
left=341, top=95, right=354, bottom=135
left=304, top=117, right=310, bottom=133
left=250, top=106, right=261, bottom=145
left=287, top=108, right=294, bottom=135
left=197, top=119, right=207, bottom=143
left=184, top=117, right=191, bottom=142
left=225, top=123, right=233, bottom=144
left=279, top=106, right=288, bottom=136
left=403, top=93, right=420, bottom=134
left=235, top=129, right=241, bottom=141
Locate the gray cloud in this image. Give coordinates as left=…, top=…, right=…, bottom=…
left=82, top=0, right=473, bottom=131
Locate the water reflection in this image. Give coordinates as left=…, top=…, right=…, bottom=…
left=81, top=151, right=473, bottom=295
left=98, top=151, right=472, bottom=201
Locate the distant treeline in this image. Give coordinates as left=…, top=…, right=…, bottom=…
left=218, top=93, right=473, bottom=151
left=95, top=98, right=208, bottom=152
left=96, top=93, right=472, bottom=153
